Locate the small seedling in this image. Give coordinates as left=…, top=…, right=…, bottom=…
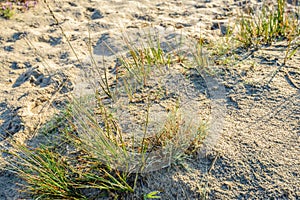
left=0, top=1, right=38, bottom=19
left=143, top=191, right=161, bottom=199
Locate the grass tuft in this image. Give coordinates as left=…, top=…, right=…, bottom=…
left=235, top=0, right=299, bottom=48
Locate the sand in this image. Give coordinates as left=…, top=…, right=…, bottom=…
left=0, top=0, right=299, bottom=199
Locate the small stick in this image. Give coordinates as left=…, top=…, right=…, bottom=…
left=208, top=153, right=219, bottom=174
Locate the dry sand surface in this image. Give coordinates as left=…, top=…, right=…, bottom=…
left=0, top=0, right=299, bottom=199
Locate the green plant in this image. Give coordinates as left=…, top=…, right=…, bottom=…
left=4, top=118, right=133, bottom=199
left=118, top=32, right=169, bottom=90
left=0, top=1, right=38, bottom=19
left=236, top=0, right=299, bottom=48
left=143, top=190, right=161, bottom=199
left=7, top=144, right=85, bottom=199
left=0, top=7, right=14, bottom=19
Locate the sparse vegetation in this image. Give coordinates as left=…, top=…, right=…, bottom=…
left=202, top=0, right=300, bottom=67
left=1, top=0, right=299, bottom=199
left=235, top=0, right=299, bottom=47
left=3, top=28, right=209, bottom=198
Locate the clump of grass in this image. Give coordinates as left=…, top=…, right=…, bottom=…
left=7, top=144, right=86, bottom=199
left=119, top=33, right=169, bottom=88
left=199, top=0, right=300, bottom=67
left=2, top=1, right=210, bottom=195
left=75, top=31, right=208, bottom=173
left=236, top=0, right=299, bottom=48
left=4, top=109, right=134, bottom=199
left=0, top=0, right=38, bottom=19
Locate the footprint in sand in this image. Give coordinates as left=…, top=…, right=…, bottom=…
left=12, top=67, right=51, bottom=88
left=0, top=103, right=23, bottom=141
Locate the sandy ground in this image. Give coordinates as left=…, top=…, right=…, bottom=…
left=0, top=0, right=299, bottom=199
